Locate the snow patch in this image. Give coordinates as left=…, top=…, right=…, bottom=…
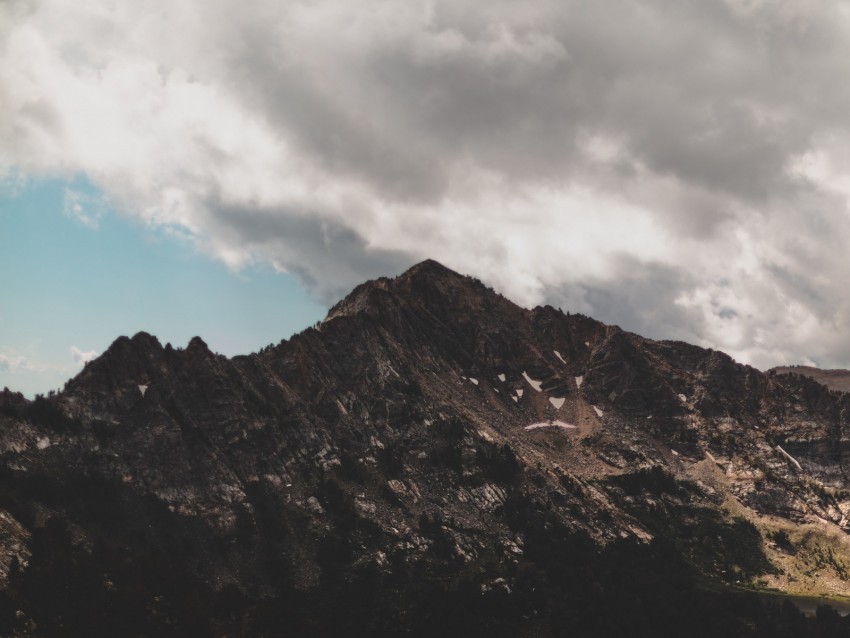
left=585, top=341, right=590, bottom=347
left=553, top=350, right=566, bottom=364
left=593, top=406, right=604, bottom=418
left=776, top=445, right=803, bottom=471
left=678, top=393, right=687, bottom=403
left=671, top=449, right=679, bottom=456
left=524, top=420, right=577, bottom=431
left=522, top=371, right=542, bottom=392
left=469, top=378, right=479, bottom=385
left=36, top=437, right=50, bottom=450
left=549, top=397, right=565, bottom=409
left=138, top=384, right=148, bottom=397
left=512, top=396, right=518, bottom=403
left=497, top=373, right=506, bottom=382
left=516, top=389, right=524, bottom=398
left=575, top=376, right=583, bottom=389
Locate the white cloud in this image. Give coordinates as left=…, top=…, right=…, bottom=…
left=70, top=346, right=97, bottom=365
left=0, top=346, right=98, bottom=397
left=62, top=187, right=107, bottom=228
left=0, top=354, right=28, bottom=373
left=0, top=348, right=94, bottom=374
left=4, top=0, right=850, bottom=367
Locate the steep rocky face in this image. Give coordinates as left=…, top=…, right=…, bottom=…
left=2, top=259, right=850, bottom=635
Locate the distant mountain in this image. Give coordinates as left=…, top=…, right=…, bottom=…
left=2, top=259, right=850, bottom=636
left=770, top=365, right=850, bottom=394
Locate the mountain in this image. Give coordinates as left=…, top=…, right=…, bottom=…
left=2, top=259, right=850, bottom=636
left=770, top=365, right=850, bottom=394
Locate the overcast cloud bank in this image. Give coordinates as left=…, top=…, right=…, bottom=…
left=5, top=0, right=850, bottom=368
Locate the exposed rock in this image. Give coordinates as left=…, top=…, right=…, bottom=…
left=2, top=260, right=850, bottom=634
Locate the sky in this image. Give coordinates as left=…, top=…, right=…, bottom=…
left=5, top=0, right=850, bottom=396
left=0, top=176, right=326, bottom=395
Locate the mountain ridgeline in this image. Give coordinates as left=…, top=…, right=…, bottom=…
left=2, top=259, right=850, bottom=636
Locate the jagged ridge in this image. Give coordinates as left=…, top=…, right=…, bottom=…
left=1, top=260, right=850, bottom=635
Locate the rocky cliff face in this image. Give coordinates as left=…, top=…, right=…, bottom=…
left=2, top=259, right=850, bottom=636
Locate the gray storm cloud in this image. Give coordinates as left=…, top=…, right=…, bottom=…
left=4, top=0, right=850, bottom=368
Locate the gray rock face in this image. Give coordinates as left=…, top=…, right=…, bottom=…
left=2, top=259, right=850, bottom=634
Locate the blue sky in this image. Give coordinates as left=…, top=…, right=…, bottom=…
left=0, top=177, right=326, bottom=397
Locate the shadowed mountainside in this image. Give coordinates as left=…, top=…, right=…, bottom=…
left=2, top=259, right=850, bottom=635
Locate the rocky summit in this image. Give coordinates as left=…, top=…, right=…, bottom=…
left=2, top=259, right=850, bottom=636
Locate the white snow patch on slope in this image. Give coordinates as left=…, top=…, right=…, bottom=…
left=498, top=373, right=506, bottom=382
left=522, top=371, right=542, bottom=392
left=516, top=388, right=524, bottom=398
left=593, top=406, right=604, bottom=417
left=575, top=376, right=583, bottom=389
left=138, top=384, right=148, bottom=397
left=678, top=394, right=687, bottom=403
left=585, top=341, right=590, bottom=347
left=553, top=350, right=566, bottom=364
left=469, top=378, right=479, bottom=385
left=524, top=420, right=577, bottom=431
left=776, top=445, right=803, bottom=471
left=549, top=397, right=565, bottom=409
left=36, top=437, right=50, bottom=450
left=512, top=396, right=518, bottom=403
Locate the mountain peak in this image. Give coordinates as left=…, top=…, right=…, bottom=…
left=186, top=336, right=210, bottom=352
left=98, top=332, right=163, bottom=359
left=324, top=258, right=480, bottom=323
left=6, top=259, right=850, bottom=634
left=398, top=258, right=459, bottom=279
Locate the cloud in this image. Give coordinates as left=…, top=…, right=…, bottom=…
left=0, top=349, right=84, bottom=397
left=62, top=188, right=107, bottom=229
left=0, top=354, right=27, bottom=373
left=70, top=346, right=97, bottom=365
left=4, top=0, right=850, bottom=368
left=0, top=348, right=93, bottom=374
